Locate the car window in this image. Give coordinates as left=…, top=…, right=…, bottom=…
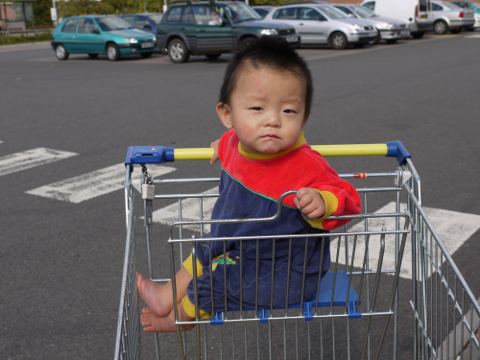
left=78, top=18, right=97, bottom=34
left=224, top=2, right=259, bottom=23
left=165, top=7, right=183, bottom=23
left=136, top=17, right=151, bottom=28
left=317, top=5, right=348, bottom=19
left=299, top=8, right=323, bottom=21
left=97, top=16, right=131, bottom=31
left=336, top=6, right=353, bottom=15
left=362, top=1, right=375, bottom=11
left=181, top=6, right=196, bottom=24
left=62, top=18, right=79, bottom=33
left=191, top=5, right=223, bottom=25
left=419, top=0, right=428, bottom=12
left=122, top=15, right=135, bottom=24
left=431, top=2, right=443, bottom=11
left=273, top=8, right=298, bottom=20
left=353, top=5, right=375, bottom=18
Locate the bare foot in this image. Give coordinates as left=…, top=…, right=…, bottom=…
left=140, top=307, right=194, bottom=333
left=136, top=272, right=173, bottom=317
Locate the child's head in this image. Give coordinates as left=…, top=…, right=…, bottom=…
left=216, top=37, right=313, bottom=155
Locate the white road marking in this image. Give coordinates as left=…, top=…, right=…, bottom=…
left=26, top=163, right=176, bottom=203
left=0, top=148, right=77, bottom=177
left=331, top=202, right=480, bottom=279
left=466, top=34, right=480, bottom=38
left=149, top=187, right=218, bottom=232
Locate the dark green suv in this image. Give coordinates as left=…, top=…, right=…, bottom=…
left=157, top=1, right=299, bottom=63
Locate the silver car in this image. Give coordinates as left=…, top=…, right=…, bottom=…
left=263, top=3, right=378, bottom=49
left=430, top=0, right=475, bottom=34
left=333, top=4, right=410, bottom=43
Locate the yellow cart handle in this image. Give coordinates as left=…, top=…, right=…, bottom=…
left=125, top=141, right=410, bottom=165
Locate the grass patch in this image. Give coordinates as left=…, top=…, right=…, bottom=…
left=0, top=32, right=52, bottom=45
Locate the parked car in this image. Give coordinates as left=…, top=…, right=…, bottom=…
left=156, top=1, right=299, bottom=63
left=451, top=1, right=480, bottom=29
left=252, top=5, right=275, bottom=19
left=263, top=3, right=378, bottom=49
left=361, top=0, right=432, bottom=39
left=51, top=15, right=157, bottom=61
left=119, top=13, right=163, bottom=34
left=429, top=0, right=475, bottom=33
left=333, top=4, right=409, bottom=43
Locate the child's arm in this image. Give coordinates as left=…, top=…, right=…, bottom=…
left=294, top=188, right=326, bottom=220
left=210, top=139, right=220, bottom=164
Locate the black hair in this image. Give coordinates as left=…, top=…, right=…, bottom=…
left=219, top=36, right=313, bottom=120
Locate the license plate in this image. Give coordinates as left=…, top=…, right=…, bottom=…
left=141, top=42, right=154, bottom=48
left=286, top=34, right=298, bottom=43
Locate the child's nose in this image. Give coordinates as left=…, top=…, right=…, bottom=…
left=263, top=112, right=281, bottom=127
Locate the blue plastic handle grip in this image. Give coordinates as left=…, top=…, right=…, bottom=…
left=386, top=141, right=411, bottom=165
left=124, top=146, right=174, bottom=165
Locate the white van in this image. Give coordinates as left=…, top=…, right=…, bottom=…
left=361, top=0, right=433, bottom=38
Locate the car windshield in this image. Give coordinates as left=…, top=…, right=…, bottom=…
left=96, top=16, right=133, bottom=31
left=352, top=5, right=375, bottom=18
left=317, top=5, right=349, bottom=19
left=225, top=2, right=261, bottom=23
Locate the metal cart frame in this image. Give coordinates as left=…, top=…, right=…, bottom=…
left=115, top=142, right=480, bottom=359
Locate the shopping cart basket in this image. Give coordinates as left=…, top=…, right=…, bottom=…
left=115, top=141, right=480, bottom=360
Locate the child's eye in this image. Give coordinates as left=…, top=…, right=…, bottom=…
left=249, top=106, right=263, bottom=112
left=283, top=108, right=298, bottom=114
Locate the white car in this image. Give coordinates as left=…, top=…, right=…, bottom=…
left=361, top=0, right=432, bottom=39
left=263, top=3, right=378, bottom=50
left=333, top=4, right=410, bottom=43
left=429, top=0, right=475, bottom=34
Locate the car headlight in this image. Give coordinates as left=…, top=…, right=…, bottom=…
left=152, top=35, right=157, bottom=42
left=351, top=24, right=362, bottom=32
left=260, top=29, right=278, bottom=36
left=128, top=38, right=138, bottom=44
left=383, top=23, right=394, bottom=30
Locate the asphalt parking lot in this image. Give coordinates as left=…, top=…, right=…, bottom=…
left=0, top=32, right=479, bottom=359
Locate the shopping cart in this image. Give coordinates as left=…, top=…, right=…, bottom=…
left=115, top=141, right=480, bottom=360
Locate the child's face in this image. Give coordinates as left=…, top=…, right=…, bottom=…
left=217, top=63, right=306, bottom=154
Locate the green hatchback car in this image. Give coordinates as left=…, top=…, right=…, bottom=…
left=51, top=15, right=157, bottom=61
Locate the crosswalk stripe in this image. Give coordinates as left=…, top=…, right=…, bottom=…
left=26, top=163, right=176, bottom=203
left=332, top=202, right=480, bottom=280
left=150, top=187, right=218, bottom=232
left=0, top=148, right=77, bottom=177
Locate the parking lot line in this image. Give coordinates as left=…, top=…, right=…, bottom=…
left=0, top=148, right=77, bottom=177
left=26, top=163, right=176, bottom=203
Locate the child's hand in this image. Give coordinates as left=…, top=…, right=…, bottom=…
left=210, top=139, right=220, bottom=164
left=294, top=188, right=326, bottom=219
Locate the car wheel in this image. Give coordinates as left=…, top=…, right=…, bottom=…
left=238, top=37, right=256, bottom=52
left=411, top=31, right=425, bottom=39
left=329, top=32, right=348, bottom=50
left=106, top=43, right=120, bottom=61
left=205, top=53, right=221, bottom=60
left=88, top=53, right=98, bottom=59
left=433, top=20, right=449, bottom=35
left=167, top=38, right=189, bottom=63
left=385, top=39, right=398, bottom=44
left=140, top=52, right=153, bottom=58
left=55, top=44, right=69, bottom=60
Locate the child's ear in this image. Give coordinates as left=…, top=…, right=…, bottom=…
left=216, top=102, right=233, bottom=129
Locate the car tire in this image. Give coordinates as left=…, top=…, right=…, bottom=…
left=433, top=20, right=449, bottom=35
left=167, top=38, right=189, bottom=63
left=205, top=53, right=221, bottom=60
left=106, top=43, right=120, bottom=61
left=140, top=52, right=153, bottom=58
left=329, top=32, right=348, bottom=50
left=411, top=31, right=425, bottom=39
left=55, top=44, right=69, bottom=60
left=88, top=53, right=98, bottom=59
left=238, top=37, right=256, bottom=52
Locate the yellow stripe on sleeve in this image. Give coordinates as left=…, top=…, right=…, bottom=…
left=306, top=190, right=339, bottom=229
